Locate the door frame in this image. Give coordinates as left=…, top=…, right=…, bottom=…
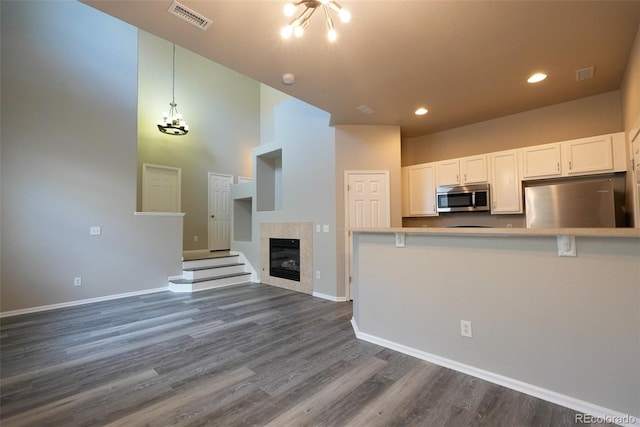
left=629, top=114, right=640, bottom=227
left=343, top=170, right=391, bottom=301
left=142, top=163, right=182, bottom=212
left=208, top=172, right=234, bottom=251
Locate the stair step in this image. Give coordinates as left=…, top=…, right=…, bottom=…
left=182, top=263, right=246, bottom=280
left=182, top=254, right=240, bottom=269
left=183, top=262, right=244, bottom=272
left=169, top=272, right=252, bottom=293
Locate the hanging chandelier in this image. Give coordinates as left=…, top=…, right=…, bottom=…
left=281, top=0, right=351, bottom=42
left=157, top=44, right=189, bottom=136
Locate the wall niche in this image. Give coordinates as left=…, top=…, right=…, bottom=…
left=256, top=149, right=282, bottom=212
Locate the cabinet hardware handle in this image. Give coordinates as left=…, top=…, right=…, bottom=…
left=464, top=174, right=467, bottom=182
left=569, top=161, right=572, bottom=170
left=557, top=162, right=559, bottom=171
left=457, top=175, right=459, bottom=182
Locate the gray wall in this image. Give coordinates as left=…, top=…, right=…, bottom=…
left=352, top=231, right=640, bottom=417
left=235, top=90, right=405, bottom=299
left=402, top=91, right=623, bottom=166
left=1, top=1, right=182, bottom=312
left=335, top=125, right=402, bottom=297
left=137, top=31, right=260, bottom=251
left=244, top=90, right=338, bottom=297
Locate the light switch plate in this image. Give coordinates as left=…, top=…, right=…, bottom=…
left=323, top=225, right=329, bottom=232
left=90, top=226, right=101, bottom=236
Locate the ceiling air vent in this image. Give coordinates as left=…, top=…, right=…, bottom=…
left=575, top=66, right=595, bottom=81
left=356, top=105, right=376, bottom=115
left=167, top=1, right=212, bottom=31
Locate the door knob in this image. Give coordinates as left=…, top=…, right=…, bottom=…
left=211, top=215, right=215, bottom=218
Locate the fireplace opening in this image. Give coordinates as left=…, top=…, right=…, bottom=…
left=270, top=238, right=300, bottom=281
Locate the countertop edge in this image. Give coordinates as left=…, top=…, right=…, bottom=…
left=348, top=227, right=640, bottom=238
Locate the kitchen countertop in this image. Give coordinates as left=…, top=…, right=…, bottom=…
left=349, top=227, right=640, bottom=238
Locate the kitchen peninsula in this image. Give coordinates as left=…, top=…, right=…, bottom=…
left=349, top=227, right=640, bottom=424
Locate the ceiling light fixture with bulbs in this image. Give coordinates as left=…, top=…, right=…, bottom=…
left=281, top=0, right=351, bottom=42
left=157, top=44, right=190, bottom=136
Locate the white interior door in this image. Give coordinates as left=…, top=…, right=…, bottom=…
left=345, top=171, right=390, bottom=300
left=208, top=173, right=233, bottom=251
left=142, top=163, right=181, bottom=212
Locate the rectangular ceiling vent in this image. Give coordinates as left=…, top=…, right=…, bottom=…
left=575, top=66, right=595, bottom=81
left=167, top=1, right=212, bottom=31
left=356, top=105, right=376, bottom=115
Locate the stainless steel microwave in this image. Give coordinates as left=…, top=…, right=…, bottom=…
left=436, top=184, right=490, bottom=212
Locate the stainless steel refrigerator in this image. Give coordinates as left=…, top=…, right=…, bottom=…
left=524, top=178, right=622, bottom=228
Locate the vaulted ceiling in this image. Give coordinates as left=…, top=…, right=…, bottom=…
left=83, top=0, right=640, bottom=137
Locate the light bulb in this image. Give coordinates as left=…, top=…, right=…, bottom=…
left=283, top=3, right=296, bottom=17
left=339, top=9, right=351, bottom=23
left=294, top=25, right=304, bottom=37
left=281, top=25, right=293, bottom=39
left=328, top=28, right=337, bottom=41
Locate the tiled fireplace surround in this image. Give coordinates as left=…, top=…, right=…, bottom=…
left=260, top=222, right=313, bottom=295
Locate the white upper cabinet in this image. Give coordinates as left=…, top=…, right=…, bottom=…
left=407, top=163, right=438, bottom=216
left=460, top=154, right=488, bottom=184
left=436, top=159, right=460, bottom=187
left=489, top=149, right=522, bottom=214
left=562, top=135, right=613, bottom=175
left=522, top=143, right=561, bottom=179
left=521, top=133, right=624, bottom=180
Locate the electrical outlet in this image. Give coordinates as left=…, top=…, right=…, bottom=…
left=315, top=270, right=321, bottom=279
left=460, top=320, right=472, bottom=338
left=89, top=226, right=101, bottom=236
left=316, top=224, right=321, bottom=233
left=74, top=277, right=82, bottom=287
left=323, top=225, right=329, bottom=232
left=193, top=235, right=198, bottom=242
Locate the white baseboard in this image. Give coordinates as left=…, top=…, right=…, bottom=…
left=0, top=287, right=169, bottom=318
left=350, top=317, right=639, bottom=427
left=312, top=291, right=348, bottom=302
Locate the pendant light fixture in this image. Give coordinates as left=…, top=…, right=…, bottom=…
left=157, top=44, right=189, bottom=136
left=281, top=0, right=351, bottom=42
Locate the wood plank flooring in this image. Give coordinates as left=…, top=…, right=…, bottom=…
left=0, top=283, right=614, bottom=426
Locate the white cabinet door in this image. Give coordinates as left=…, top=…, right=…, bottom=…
left=401, top=166, right=410, bottom=217
left=489, top=149, right=522, bottom=214
left=563, top=135, right=613, bottom=175
left=408, top=163, right=438, bottom=216
left=436, top=159, right=460, bottom=187
left=522, top=143, right=561, bottom=179
left=461, top=155, right=488, bottom=184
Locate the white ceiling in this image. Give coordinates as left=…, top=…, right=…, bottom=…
left=83, top=0, right=640, bottom=138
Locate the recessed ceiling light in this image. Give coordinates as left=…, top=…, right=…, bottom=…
left=527, top=73, right=547, bottom=83
left=415, top=107, right=428, bottom=116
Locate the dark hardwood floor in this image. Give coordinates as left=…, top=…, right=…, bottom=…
left=0, top=283, right=613, bottom=426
